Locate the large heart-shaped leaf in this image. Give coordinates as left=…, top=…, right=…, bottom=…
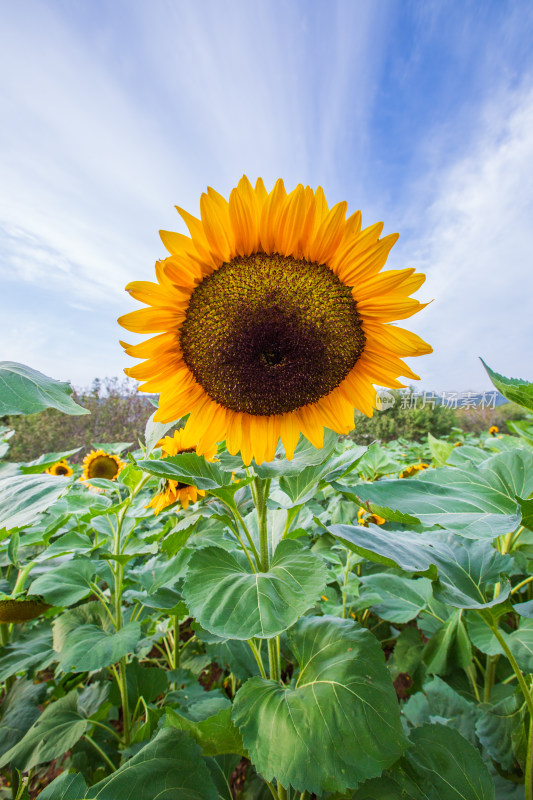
left=360, top=574, right=432, bottom=623
left=37, top=772, right=88, bottom=800
left=0, top=679, right=46, bottom=758
left=165, top=707, right=245, bottom=757
left=328, top=523, right=437, bottom=574
left=481, top=359, right=533, bottom=412
left=0, top=626, right=55, bottom=682
left=29, top=559, right=97, bottom=607
left=0, top=362, right=89, bottom=416
left=0, top=691, right=88, bottom=771
left=0, top=473, right=69, bottom=530
left=400, top=723, right=495, bottom=800
left=430, top=537, right=512, bottom=609
left=232, top=616, right=407, bottom=794
left=343, top=449, right=533, bottom=539
left=86, top=728, right=218, bottom=799
left=56, top=622, right=141, bottom=673
left=183, top=540, right=328, bottom=639
left=137, top=452, right=231, bottom=490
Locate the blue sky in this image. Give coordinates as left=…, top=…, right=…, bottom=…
left=1, top=0, right=532, bottom=392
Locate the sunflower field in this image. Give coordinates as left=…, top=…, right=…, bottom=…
left=1, top=180, right=533, bottom=800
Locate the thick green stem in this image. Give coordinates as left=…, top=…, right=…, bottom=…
left=491, top=624, right=533, bottom=718
left=173, top=614, right=181, bottom=670
left=268, top=638, right=281, bottom=682
left=483, top=654, right=498, bottom=702
left=526, top=715, right=533, bottom=800
left=254, top=477, right=271, bottom=571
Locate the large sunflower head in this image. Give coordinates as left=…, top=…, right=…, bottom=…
left=46, top=459, right=73, bottom=477
left=119, top=177, right=432, bottom=465
left=146, top=428, right=216, bottom=514
left=81, top=449, right=125, bottom=484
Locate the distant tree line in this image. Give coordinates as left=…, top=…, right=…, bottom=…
left=4, top=381, right=527, bottom=463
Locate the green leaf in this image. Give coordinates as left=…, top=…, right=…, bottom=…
left=20, top=448, right=81, bottom=474
left=144, top=412, right=179, bottom=456
left=428, top=432, right=455, bottom=467
left=137, top=452, right=231, bottom=490
left=466, top=613, right=504, bottom=656
left=349, top=776, right=407, bottom=799
left=252, top=429, right=340, bottom=478
left=328, top=523, right=437, bottom=574
left=37, top=772, right=88, bottom=800
left=232, top=615, right=407, bottom=794
left=349, top=449, right=533, bottom=539
left=0, top=473, right=69, bottom=530
left=272, top=448, right=366, bottom=508
left=166, top=707, right=245, bottom=756
left=0, top=691, right=88, bottom=771
left=0, top=362, right=89, bottom=416
left=422, top=610, right=472, bottom=675
left=183, top=540, right=328, bottom=639
left=54, top=605, right=141, bottom=672
left=476, top=690, right=525, bottom=771
left=401, top=723, right=495, bottom=800
left=481, top=359, right=533, bottom=412
left=360, top=574, right=432, bottom=623
left=0, top=626, right=55, bottom=682
left=0, top=678, right=46, bottom=758
left=431, top=538, right=512, bottom=609
left=86, top=728, right=218, bottom=799
left=402, top=677, right=477, bottom=745
left=356, top=442, right=400, bottom=481
left=507, top=619, right=533, bottom=672
left=29, top=559, right=96, bottom=607
left=110, top=659, right=168, bottom=708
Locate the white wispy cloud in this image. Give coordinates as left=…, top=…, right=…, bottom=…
left=404, top=79, right=533, bottom=390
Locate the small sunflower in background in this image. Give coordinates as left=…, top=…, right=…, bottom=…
left=119, top=176, right=432, bottom=465
left=399, top=463, right=429, bottom=478
left=46, top=459, right=73, bottom=477
left=489, top=425, right=499, bottom=436
left=357, top=506, right=386, bottom=527
left=82, top=449, right=125, bottom=486
left=146, top=429, right=217, bottom=514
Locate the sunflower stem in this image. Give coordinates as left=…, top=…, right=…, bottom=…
left=253, top=477, right=271, bottom=572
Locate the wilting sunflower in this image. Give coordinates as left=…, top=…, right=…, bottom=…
left=146, top=428, right=217, bottom=514
left=357, top=506, right=386, bottom=527
left=46, top=459, right=73, bottom=477
left=399, top=463, right=429, bottom=478
left=0, top=598, right=50, bottom=623
left=119, top=177, right=432, bottom=465
left=489, top=425, right=499, bottom=436
left=82, top=449, right=124, bottom=484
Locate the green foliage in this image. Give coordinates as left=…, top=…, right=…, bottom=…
left=2, top=386, right=533, bottom=799
left=350, top=388, right=458, bottom=444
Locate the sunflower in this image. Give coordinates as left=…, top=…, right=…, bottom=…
left=46, top=459, right=73, bottom=477
left=0, top=598, right=50, bottom=623
left=357, top=506, right=386, bottom=527
left=81, top=449, right=124, bottom=484
left=489, top=425, right=499, bottom=436
left=146, top=428, right=217, bottom=514
left=399, top=463, right=429, bottom=478
left=119, top=177, right=432, bottom=465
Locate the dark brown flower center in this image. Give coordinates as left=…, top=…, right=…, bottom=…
left=88, top=455, right=119, bottom=480
left=180, top=254, right=365, bottom=416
